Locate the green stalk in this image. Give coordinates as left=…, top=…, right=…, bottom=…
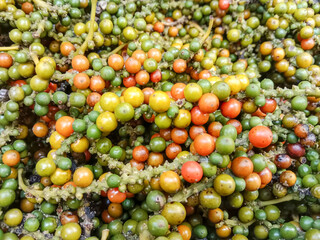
left=33, top=0, right=51, bottom=10
left=34, top=20, right=45, bottom=38
left=223, top=219, right=256, bottom=228
left=22, top=154, right=200, bottom=201
left=0, top=124, right=19, bottom=148
left=0, top=45, right=19, bottom=51
left=104, top=43, right=128, bottom=59
left=169, top=178, right=213, bottom=202
left=101, top=229, right=110, bottom=240
left=75, top=0, right=97, bottom=55
left=200, top=16, right=214, bottom=45
left=262, top=87, right=320, bottom=98
left=139, top=230, right=153, bottom=240
left=259, top=193, right=300, bottom=207
left=189, top=22, right=205, bottom=35
left=18, top=168, right=44, bottom=200
left=30, top=51, right=39, bottom=65
left=55, top=134, right=82, bottom=156
left=51, top=72, right=76, bottom=82
left=18, top=169, right=27, bottom=192
left=163, top=16, right=187, bottom=26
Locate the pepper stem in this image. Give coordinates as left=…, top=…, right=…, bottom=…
left=33, top=0, right=51, bottom=10
left=169, top=178, right=213, bottom=202
left=75, top=0, right=97, bottom=55
left=224, top=219, right=256, bottom=228
left=200, top=16, right=214, bottom=44
left=30, top=51, right=39, bottom=65
left=0, top=45, right=19, bottom=51
left=18, top=168, right=28, bottom=192
left=18, top=168, right=44, bottom=199
left=259, top=193, right=300, bottom=207
left=105, top=43, right=128, bottom=59
left=101, top=229, right=109, bottom=240
left=189, top=22, right=205, bottom=35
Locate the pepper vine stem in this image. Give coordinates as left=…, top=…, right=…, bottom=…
left=259, top=193, right=301, bottom=207
left=18, top=168, right=44, bottom=200
left=18, top=168, right=27, bottom=192
left=101, top=229, right=110, bottom=240
left=32, top=0, right=51, bottom=9
left=189, top=22, right=205, bottom=35
left=200, top=16, right=214, bottom=45
left=29, top=51, right=39, bottom=65
left=163, top=16, right=187, bottom=26
left=0, top=124, right=19, bottom=148
left=0, top=45, right=19, bottom=51
left=223, top=219, right=256, bottom=228
left=34, top=20, right=46, bottom=38
left=75, top=0, right=97, bottom=55
left=20, top=154, right=200, bottom=201
left=169, top=178, right=213, bottom=202
left=104, top=43, right=128, bottom=59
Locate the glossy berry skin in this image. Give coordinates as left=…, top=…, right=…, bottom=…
left=249, top=126, right=273, bottom=148
left=181, top=161, right=203, bottom=183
